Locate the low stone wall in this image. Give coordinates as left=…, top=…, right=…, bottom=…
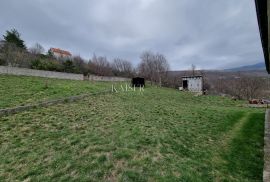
left=0, top=66, right=130, bottom=82
left=264, top=109, right=270, bottom=182
left=0, top=66, right=84, bottom=80
left=86, top=75, right=130, bottom=82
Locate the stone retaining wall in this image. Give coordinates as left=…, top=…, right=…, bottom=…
left=86, top=75, right=130, bottom=82
left=0, top=66, right=130, bottom=82
left=0, top=66, right=84, bottom=80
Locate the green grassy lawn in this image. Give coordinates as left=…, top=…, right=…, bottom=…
left=0, top=75, right=265, bottom=181
left=0, top=75, right=116, bottom=109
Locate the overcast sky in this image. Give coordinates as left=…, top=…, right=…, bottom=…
left=0, top=0, right=264, bottom=70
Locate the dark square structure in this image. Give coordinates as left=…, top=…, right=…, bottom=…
left=132, top=77, right=145, bottom=87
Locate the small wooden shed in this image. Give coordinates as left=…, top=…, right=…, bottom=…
left=132, top=77, right=145, bottom=87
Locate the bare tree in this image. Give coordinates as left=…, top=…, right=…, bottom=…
left=153, top=53, right=170, bottom=86
left=112, top=58, right=134, bottom=77
left=191, top=64, right=196, bottom=76
left=138, top=51, right=170, bottom=86
left=88, top=54, right=113, bottom=76
left=29, top=43, right=45, bottom=55
left=240, top=77, right=263, bottom=99
left=213, top=74, right=264, bottom=100
left=138, top=51, right=155, bottom=84
left=72, top=55, right=87, bottom=74
left=2, top=42, right=30, bottom=67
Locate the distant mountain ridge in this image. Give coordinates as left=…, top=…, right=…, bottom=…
left=168, top=62, right=269, bottom=78
left=225, top=62, right=265, bottom=71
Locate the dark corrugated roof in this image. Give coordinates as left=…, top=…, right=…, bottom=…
left=255, top=0, right=269, bottom=73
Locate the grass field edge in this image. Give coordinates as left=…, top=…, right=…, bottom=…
left=264, top=109, right=270, bottom=182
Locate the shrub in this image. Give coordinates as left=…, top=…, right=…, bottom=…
left=0, top=58, right=6, bottom=65
left=62, top=60, right=75, bottom=73
left=31, top=59, right=64, bottom=72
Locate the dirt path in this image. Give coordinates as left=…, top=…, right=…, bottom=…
left=211, top=113, right=251, bottom=181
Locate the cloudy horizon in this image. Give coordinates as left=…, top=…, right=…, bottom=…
left=0, top=0, right=264, bottom=70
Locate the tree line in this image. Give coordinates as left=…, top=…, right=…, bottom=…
left=207, top=73, right=266, bottom=100
left=1, top=29, right=266, bottom=100
left=0, top=29, right=170, bottom=86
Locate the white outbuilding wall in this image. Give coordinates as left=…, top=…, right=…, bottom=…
left=182, top=76, right=203, bottom=92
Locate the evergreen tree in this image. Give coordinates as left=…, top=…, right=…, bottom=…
left=63, top=60, right=75, bottom=73
left=3, top=29, right=26, bottom=49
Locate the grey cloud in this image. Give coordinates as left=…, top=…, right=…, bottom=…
left=0, top=0, right=264, bottom=70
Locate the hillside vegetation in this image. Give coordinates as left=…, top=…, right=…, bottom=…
left=0, top=75, right=265, bottom=181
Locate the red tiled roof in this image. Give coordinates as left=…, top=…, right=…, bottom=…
left=50, top=48, right=72, bottom=56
